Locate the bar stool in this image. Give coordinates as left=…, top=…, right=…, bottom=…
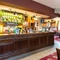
left=56, top=48, right=60, bottom=60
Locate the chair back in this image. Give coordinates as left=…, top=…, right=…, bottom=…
left=56, top=48, right=60, bottom=60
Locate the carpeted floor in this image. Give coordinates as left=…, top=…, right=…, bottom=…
left=55, top=38, right=60, bottom=42
left=54, top=36, right=60, bottom=42
left=40, top=52, right=57, bottom=60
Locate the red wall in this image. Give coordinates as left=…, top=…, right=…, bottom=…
left=1, top=0, right=60, bottom=17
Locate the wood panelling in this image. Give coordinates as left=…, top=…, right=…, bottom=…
left=29, top=36, right=39, bottom=50
left=48, top=35, right=54, bottom=45
left=0, top=32, right=55, bottom=59
left=14, top=38, right=29, bottom=52
left=39, top=35, right=48, bottom=48
left=0, top=39, right=14, bottom=55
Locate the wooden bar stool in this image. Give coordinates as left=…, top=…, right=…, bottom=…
left=56, top=48, right=60, bottom=60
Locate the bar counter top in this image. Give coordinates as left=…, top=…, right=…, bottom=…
left=0, top=32, right=56, bottom=36
left=0, top=32, right=56, bottom=40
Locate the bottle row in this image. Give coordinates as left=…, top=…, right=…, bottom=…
left=0, top=10, right=25, bottom=24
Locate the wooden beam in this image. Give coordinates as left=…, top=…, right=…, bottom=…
left=0, top=0, right=60, bottom=17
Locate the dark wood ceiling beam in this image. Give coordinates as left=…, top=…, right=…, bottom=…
left=0, top=0, right=60, bottom=18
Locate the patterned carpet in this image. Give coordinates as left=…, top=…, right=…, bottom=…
left=54, top=36, right=60, bottom=42
left=40, top=52, right=57, bottom=60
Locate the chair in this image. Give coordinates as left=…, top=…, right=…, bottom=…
left=56, top=48, right=60, bottom=60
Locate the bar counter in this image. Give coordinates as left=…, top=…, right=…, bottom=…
left=0, top=32, right=55, bottom=59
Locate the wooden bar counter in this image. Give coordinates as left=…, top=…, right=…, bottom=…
left=0, top=32, right=55, bottom=59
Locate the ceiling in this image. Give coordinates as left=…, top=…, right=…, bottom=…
left=33, top=0, right=60, bottom=9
